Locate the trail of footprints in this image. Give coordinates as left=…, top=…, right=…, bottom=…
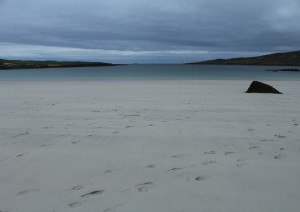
left=11, top=138, right=289, bottom=212
left=65, top=149, right=237, bottom=210
left=10, top=141, right=288, bottom=212
left=10, top=126, right=294, bottom=211
left=66, top=140, right=289, bottom=210
left=249, top=130, right=291, bottom=159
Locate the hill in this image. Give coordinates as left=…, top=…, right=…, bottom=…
left=0, top=59, right=116, bottom=70
left=189, top=51, right=300, bottom=66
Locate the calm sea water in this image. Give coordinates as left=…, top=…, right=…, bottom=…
left=0, top=64, right=299, bottom=81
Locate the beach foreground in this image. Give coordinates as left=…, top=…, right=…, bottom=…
left=0, top=80, right=300, bottom=212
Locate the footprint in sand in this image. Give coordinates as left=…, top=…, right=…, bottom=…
left=174, top=118, right=183, bottom=121
left=123, top=114, right=141, bottom=118
left=68, top=202, right=82, bottom=208
left=16, top=189, right=39, bottom=196
left=171, top=154, right=186, bottom=159
left=249, top=146, right=259, bottom=150
left=120, top=182, right=155, bottom=193
left=13, top=132, right=29, bottom=138
left=236, top=158, right=247, bottom=167
left=257, top=152, right=264, bottom=155
left=275, top=134, right=286, bottom=139
left=103, top=208, right=115, bottom=212
left=104, top=168, right=121, bottom=173
left=274, top=154, right=282, bottom=159
left=167, top=168, right=182, bottom=172
left=72, top=140, right=81, bottom=144
left=16, top=152, right=30, bottom=157
left=195, top=176, right=208, bottom=181
left=280, top=148, right=286, bottom=151
left=39, top=144, right=52, bottom=147
left=224, top=151, right=235, bottom=155
left=70, top=185, right=84, bottom=191
left=81, top=190, right=105, bottom=198
left=203, top=151, right=216, bottom=155
left=135, top=182, right=155, bottom=192
left=202, top=160, right=216, bottom=165
left=91, top=110, right=100, bottom=113
left=261, top=139, right=277, bottom=142
left=103, top=203, right=125, bottom=212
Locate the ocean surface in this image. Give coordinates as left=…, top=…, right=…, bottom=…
left=0, top=64, right=300, bottom=81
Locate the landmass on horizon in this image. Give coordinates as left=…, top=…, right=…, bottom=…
left=190, top=50, right=300, bottom=66
left=0, top=59, right=116, bottom=70
left=1, top=50, right=300, bottom=70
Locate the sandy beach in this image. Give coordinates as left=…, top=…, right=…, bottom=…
left=0, top=80, right=300, bottom=212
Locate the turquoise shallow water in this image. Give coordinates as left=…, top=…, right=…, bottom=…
left=0, top=64, right=300, bottom=81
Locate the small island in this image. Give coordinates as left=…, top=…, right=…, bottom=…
left=0, top=59, right=116, bottom=70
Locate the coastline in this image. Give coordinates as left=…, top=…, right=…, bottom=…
left=0, top=59, right=117, bottom=70
left=0, top=80, right=300, bottom=212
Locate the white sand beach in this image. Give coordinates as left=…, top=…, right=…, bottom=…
left=0, top=80, right=300, bottom=212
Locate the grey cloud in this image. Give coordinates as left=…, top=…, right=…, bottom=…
left=0, top=0, right=299, bottom=63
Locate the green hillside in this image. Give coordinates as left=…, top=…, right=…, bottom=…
left=0, top=59, right=115, bottom=70
left=189, top=51, right=300, bottom=66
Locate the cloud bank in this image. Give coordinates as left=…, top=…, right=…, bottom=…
left=0, top=0, right=299, bottom=63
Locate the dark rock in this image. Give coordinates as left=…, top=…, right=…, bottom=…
left=245, top=81, right=282, bottom=94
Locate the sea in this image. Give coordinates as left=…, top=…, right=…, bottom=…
left=0, top=64, right=300, bottom=81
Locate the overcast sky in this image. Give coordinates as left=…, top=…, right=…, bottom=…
left=0, top=0, right=299, bottom=63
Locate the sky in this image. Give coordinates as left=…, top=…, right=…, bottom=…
left=0, top=0, right=300, bottom=64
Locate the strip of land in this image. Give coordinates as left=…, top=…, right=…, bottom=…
left=189, top=50, right=300, bottom=66
left=0, top=59, right=116, bottom=70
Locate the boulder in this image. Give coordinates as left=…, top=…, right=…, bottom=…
left=245, top=81, right=282, bottom=94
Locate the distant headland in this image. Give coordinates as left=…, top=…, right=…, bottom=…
left=0, top=59, right=116, bottom=70
left=188, top=50, right=300, bottom=66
